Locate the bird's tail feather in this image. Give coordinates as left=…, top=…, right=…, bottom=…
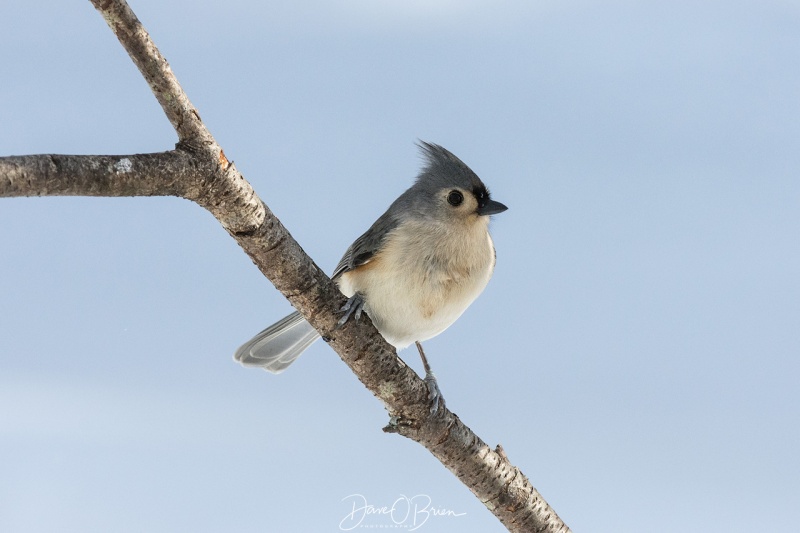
left=234, top=311, right=320, bottom=374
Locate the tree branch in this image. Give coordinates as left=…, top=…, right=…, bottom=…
left=1, top=152, right=194, bottom=198
left=0, top=1, right=570, bottom=531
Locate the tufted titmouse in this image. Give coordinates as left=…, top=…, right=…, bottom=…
left=235, top=142, right=507, bottom=410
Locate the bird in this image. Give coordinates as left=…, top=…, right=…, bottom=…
left=235, top=141, right=507, bottom=411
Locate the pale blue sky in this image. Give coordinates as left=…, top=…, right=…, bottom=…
left=2, top=1, right=799, bottom=532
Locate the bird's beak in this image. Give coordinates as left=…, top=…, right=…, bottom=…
left=477, top=199, right=508, bottom=216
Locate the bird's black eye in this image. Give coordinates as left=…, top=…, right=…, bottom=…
left=447, top=190, right=464, bottom=207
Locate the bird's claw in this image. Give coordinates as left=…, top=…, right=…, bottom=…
left=424, top=370, right=445, bottom=414
left=337, top=293, right=365, bottom=328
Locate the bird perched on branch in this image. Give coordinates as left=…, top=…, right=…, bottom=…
left=235, top=142, right=507, bottom=412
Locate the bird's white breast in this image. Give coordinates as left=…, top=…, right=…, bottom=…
left=336, top=217, right=496, bottom=349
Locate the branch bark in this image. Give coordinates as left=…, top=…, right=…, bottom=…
left=0, top=2, right=570, bottom=531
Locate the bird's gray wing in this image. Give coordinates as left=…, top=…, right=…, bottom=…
left=331, top=209, right=401, bottom=280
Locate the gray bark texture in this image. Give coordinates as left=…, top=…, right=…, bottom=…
left=0, top=1, right=570, bottom=532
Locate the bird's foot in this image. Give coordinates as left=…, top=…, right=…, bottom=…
left=424, top=370, right=445, bottom=415
left=337, top=293, right=366, bottom=328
